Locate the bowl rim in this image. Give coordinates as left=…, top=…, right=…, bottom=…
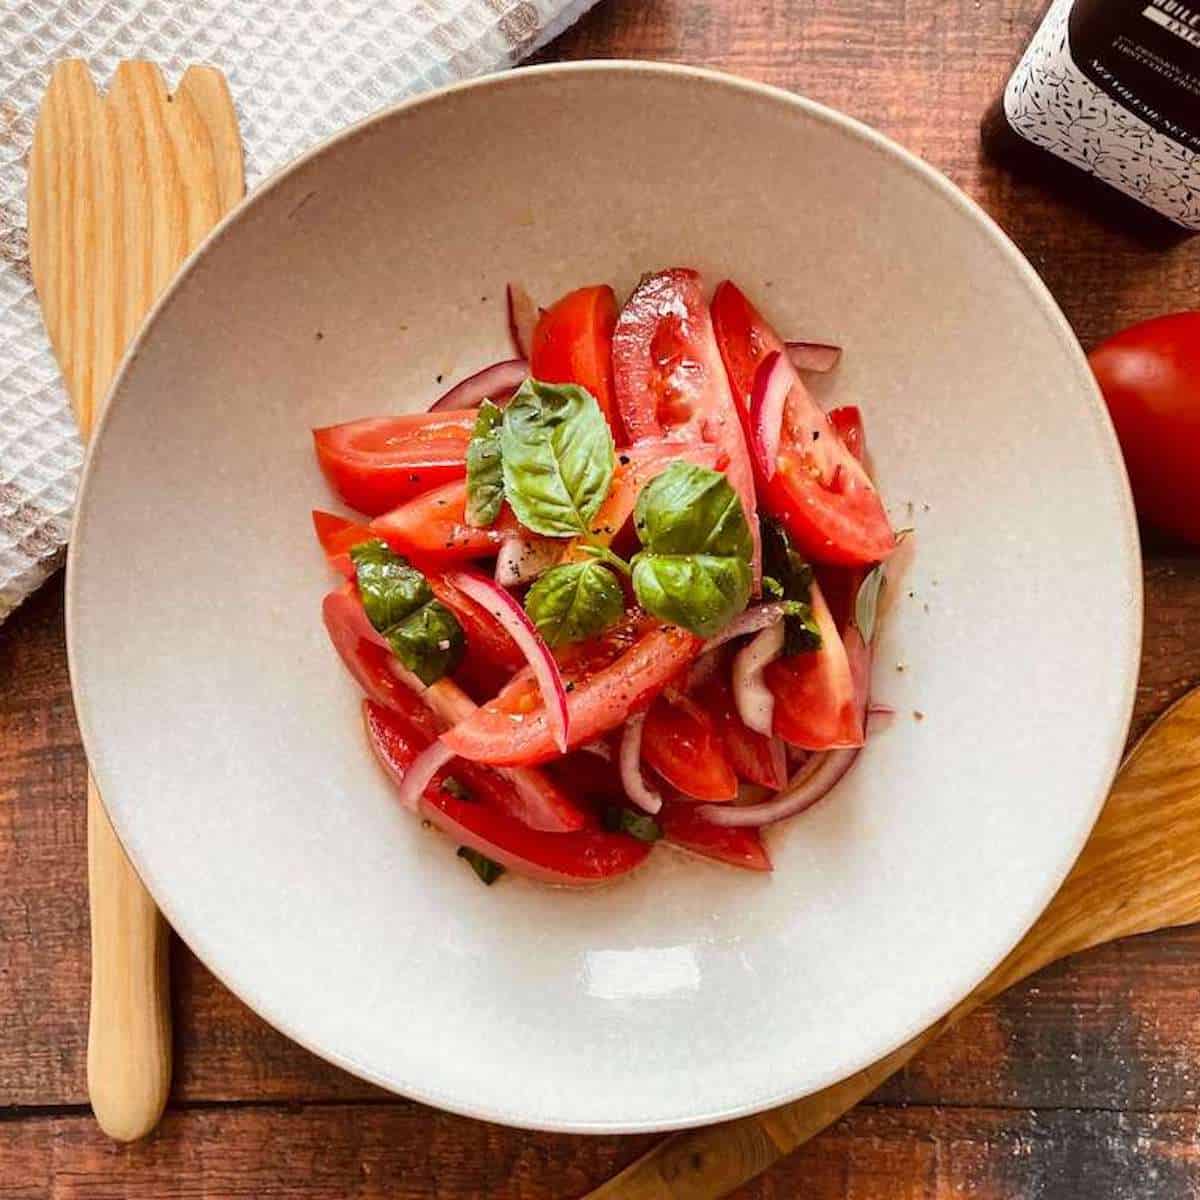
left=65, top=59, right=1143, bottom=1133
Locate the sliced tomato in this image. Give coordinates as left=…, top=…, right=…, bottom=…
left=371, top=479, right=518, bottom=561
left=711, top=280, right=894, bottom=566
left=531, top=284, right=622, bottom=439
left=325, top=586, right=584, bottom=831
left=658, top=803, right=772, bottom=872
left=323, top=583, right=438, bottom=721
left=426, top=571, right=523, bottom=673
left=696, top=673, right=785, bottom=790
left=313, top=410, right=477, bottom=516
left=612, top=268, right=761, bottom=581
left=364, top=701, right=650, bottom=886
left=813, top=564, right=868, bottom=636
left=828, top=405, right=865, bottom=463
left=313, top=510, right=373, bottom=578
left=315, top=510, right=523, bottom=691
left=544, top=747, right=624, bottom=806
left=641, top=693, right=737, bottom=801
left=442, top=618, right=701, bottom=766
left=764, top=577, right=862, bottom=750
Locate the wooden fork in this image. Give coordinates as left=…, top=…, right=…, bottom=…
left=27, top=59, right=243, bottom=1141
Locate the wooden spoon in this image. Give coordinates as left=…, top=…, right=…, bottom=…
left=27, top=60, right=243, bottom=1141
left=588, top=686, right=1200, bottom=1199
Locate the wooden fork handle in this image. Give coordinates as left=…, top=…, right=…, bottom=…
left=86, top=776, right=171, bottom=1140
left=28, top=60, right=244, bottom=1142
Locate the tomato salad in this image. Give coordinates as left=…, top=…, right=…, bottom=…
left=313, top=270, right=898, bottom=886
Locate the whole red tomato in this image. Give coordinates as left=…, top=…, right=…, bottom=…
left=1089, top=312, right=1200, bottom=546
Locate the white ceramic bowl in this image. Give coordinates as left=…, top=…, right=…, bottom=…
left=68, top=63, right=1141, bottom=1133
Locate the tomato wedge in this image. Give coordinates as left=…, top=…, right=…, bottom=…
left=323, top=583, right=410, bottom=709
left=696, top=673, right=785, bottom=790
left=531, top=284, right=622, bottom=439
left=364, top=701, right=650, bottom=886
left=711, top=280, right=894, bottom=566
left=641, top=693, right=737, bottom=801
left=325, top=586, right=584, bottom=831
left=313, top=510, right=373, bottom=578
left=442, top=619, right=701, bottom=766
left=314, top=511, right=523, bottom=687
left=313, top=410, right=477, bottom=516
left=612, top=268, right=761, bottom=582
left=764, top=578, right=862, bottom=750
left=371, top=479, right=518, bottom=561
left=658, top=803, right=772, bottom=872
left=828, top=405, right=864, bottom=463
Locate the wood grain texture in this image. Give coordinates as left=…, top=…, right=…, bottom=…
left=4, top=1, right=1200, bottom=1195
left=26, top=60, right=244, bottom=1141
left=2, top=1104, right=1199, bottom=1199
left=589, top=688, right=1200, bottom=1198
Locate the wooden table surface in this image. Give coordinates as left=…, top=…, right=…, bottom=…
left=4, top=1, right=1200, bottom=1196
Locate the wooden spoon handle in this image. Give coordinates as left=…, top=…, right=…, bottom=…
left=587, top=689, right=1200, bottom=1198
left=28, top=59, right=244, bottom=1142
left=85, top=777, right=172, bottom=1140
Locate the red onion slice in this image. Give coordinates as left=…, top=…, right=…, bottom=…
left=699, top=746, right=858, bottom=827
left=396, top=738, right=456, bottom=812
left=702, top=621, right=876, bottom=827
left=618, top=711, right=663, bottom=814
left=701, top=601, right=795, bottom=653
left=749, top=349, right=792, bottom=481
left=683, top=645, right=723, bottom=692
left=429, top=358, right=527, bottom=412
left=495, top=533, right=561, bottom=587
left=768, top=736, right=789, bottom=790
left=785, top=340, right=843, bottom=374
left=447, top=570, right=571, bottom=753
left=506, top=282, right=539, bottom=359
left=732, top=619, right=785, bottom=735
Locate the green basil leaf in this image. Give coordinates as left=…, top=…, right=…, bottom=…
left=457, top=846, right=505, bottom=885
left=602, top=806, right=662, bottom=843
left=781, top=599, right=822, bottom=655
left=633, top=462, right=753, bottom=560
left=351, top=539, right=432, bottom=630
left=631, top=553, right=752, bottom=639
left=762, top=574, right=785, bottom=599
left=465, top=399, right=504, bottom=527
left=351, top=539, right=464, bottom=685
left=760, top=519, right=823, bottom=655
left=854, top=563, right=887, bottom=643
left=630, top=463, right=753, bottom=637
left=500, top=379, right=615, bottom=537
left=386, top=599, right=465, bottom=687
left=524, top=560, right=625, bottom=648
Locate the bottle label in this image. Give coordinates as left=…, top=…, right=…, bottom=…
left=1005, top=0, right=1200, bottom=228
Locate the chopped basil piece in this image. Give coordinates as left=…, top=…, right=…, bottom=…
left=602, top=806, right=662, bottom=843
left=760, top=519, right=822, bottom=655
left=457, top=846, right=505, bottom=885
left=350, top=539, right=465, bottom=685
left=524, top=559, right=625, bottom=647
left=500, top=379, right=615, bottom=537
left=630, top=463, right=753, bottom=638
left=465, top=399, right=504, bottom=527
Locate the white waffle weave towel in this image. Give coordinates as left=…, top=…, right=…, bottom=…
left=0, top=0, right=596, bottom=622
